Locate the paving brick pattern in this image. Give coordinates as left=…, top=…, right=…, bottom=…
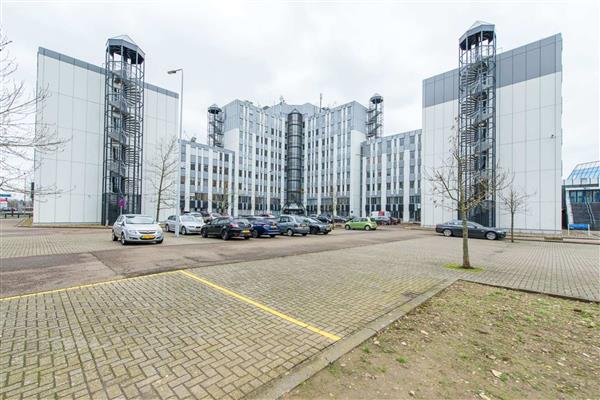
left=0, top=230, right=202, bottom=259
left=1, top=227, right=597, bottom=400
left=0, top=273, right=332, bottom=400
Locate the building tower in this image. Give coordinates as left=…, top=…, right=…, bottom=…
left=458, top=21, right=497, bottom=226
left=366, top=93, right=384, bottom=138
left=207, top=104, right=224, bottom=147
left=102, top=35, right=145, bottom=225
left=283, top=109, right=305, bottom=215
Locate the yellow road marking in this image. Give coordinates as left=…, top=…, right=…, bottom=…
left=0, top=271, right=178, bottom=302
left=179, top=270, right=341, bottom=341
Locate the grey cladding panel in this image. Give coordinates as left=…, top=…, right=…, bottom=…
left=38, top=47, right=178, bottom=99
left=512, top=52, right=527, bottom=83
left=526, top=48, right=541, bottom=80
left=499, top=56, right=513, bottom=87
left=540, top=43, right=555, bottom=75
left=423, top=33, right=562, bottom=108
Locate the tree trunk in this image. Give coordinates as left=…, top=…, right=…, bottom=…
left=461, top=213, right=471, bottom=268
left=155, top=172, right=164, bottom=222
left=510, top=211, right=515, bottom=243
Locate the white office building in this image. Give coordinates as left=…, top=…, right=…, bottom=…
left=33, top=37, right=179, bottom=224
left=421, top=23, right=563, bottom=233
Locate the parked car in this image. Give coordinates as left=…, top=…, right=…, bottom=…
left=344, top=217, right=378, bottom=231
left=204, top=212, right=222, bottom=223
left=112, top=214, right=164, bottom=245
left=372, top=216, right=391, bottom=225
left=165, top=214, right=204, bottom=235
left=278, top=215, right=309, bottom=236
left=435, top=220, right=506, bottom=240
left=316, top=214, right=333, bottom=224
left=200, top=217, right=252, bottom=240
left=304, top=217, right=332, bottom=235
left=245, top=216, right=280, bottom=238
left=333, top=215, right=348, bottom=223
left=185, top=211, right=205, bottom=221
left=390, top=217, right=400, bottom=225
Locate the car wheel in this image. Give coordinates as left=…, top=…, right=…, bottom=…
left=201, top=229, right=208, bottom=238
left=112, top=231, right=118, bottom=241
left=120, top=234, right=127, bottom=245
left=244, top=236, right=250, bottom=240
left=443, top=229, right=452, bottom=237
left=345, top=225, right=350, bottom=230
left=286, top=229, right=294, bottom=237
left=302, top=233, right=307, bottom=236
left=486, top=231, right=497, bottom=240
left=270, top=235, right=276, bottom=238
left=221, top=230, right=229, bottom=240
left=156, top=239, right=164, bottom=244
left=165, top=224, right=170, bottom=233
left=365, top=225, right=371, bottom=231
left=252, top=230, right=259, bottom=238
left=323, top=231, right=329, bottom=235
left=181, top=226, right=187, bottom=235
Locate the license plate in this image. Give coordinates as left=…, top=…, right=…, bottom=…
left=141, top=234, right=155, bottom=239
left=242, top=230, right=250, bottom=234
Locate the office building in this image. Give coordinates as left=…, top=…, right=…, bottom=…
left=422, top=22, right=563, bottom=233
left=563, top=161, right=600, bottom=230
left=33, top=37, right=178, bottom=224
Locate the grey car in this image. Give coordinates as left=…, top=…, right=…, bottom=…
left=304, top=217, right=332, bottom=235
left=165, top=214, right=204, bottom=235
left=278, top=215, right=309, bottom=236
left=112, top=214, right=164, bottom=245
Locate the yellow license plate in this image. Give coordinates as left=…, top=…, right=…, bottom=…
left=142, top=235, right=155, bottom=239
left=242, top=230, right=250, bottom=234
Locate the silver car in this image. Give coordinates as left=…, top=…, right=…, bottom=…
left=165, top=214, right=204, bottom=235
left=112, top=214, right=164, bottom=245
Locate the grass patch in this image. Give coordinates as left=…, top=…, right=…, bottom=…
left=362, top=345, right=371, bottom=354
left=396, top=356, right=407, bottom=364
left=443, top=263, right=484, bottom=273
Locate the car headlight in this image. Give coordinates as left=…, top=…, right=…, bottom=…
left=127, top=229, right=138, bottom=235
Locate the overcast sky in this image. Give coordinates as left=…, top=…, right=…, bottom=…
left=2, top=0, right=598, bottom=177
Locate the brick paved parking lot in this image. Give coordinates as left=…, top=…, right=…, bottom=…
left=1, top=219, right=598, bottom=399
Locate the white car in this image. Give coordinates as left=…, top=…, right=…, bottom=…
left=165, top=214, right=204, bottom=235
left=112, top=214, right=164, bottom=245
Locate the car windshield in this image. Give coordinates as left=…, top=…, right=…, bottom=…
left=181, top=215, right=197, bottom=222
left=306, top=218, right=320, bottom=224
left=264, top=218, right=278, bottom=223
left=233, top=218, right=249, bottom=225
left=125, top=216, right=155, bottom=224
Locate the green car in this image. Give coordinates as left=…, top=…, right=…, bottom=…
left=344, top=217, right=377, bottom=231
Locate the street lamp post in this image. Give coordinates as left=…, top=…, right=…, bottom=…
left=168, top=68, right=183, bottom=237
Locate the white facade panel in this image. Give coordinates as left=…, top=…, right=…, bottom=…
left=34, top=50, right=179, bottom=224
left=422, top=71, right=562, bottom=233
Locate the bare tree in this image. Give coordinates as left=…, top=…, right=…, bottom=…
left=330, top=183, right=337, bottom=230
left=220, top=181, right=229, bottom=215
left=427, top=124, right=509, bottom=269
left=499, top=182, right=531, bottom=243
left=0, top=32, right=65, bottom=196
left=148, top=135, right=178, bottom=221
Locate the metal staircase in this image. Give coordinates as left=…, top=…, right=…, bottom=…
left=102, top=36, right=145, bottom=225
left=458, top=22, right=497, bottom=227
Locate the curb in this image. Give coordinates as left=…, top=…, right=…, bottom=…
left=246, top=278, right=456, bottom=400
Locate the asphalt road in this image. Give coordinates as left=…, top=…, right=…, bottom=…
left=1, top=224, right=428, bottom=297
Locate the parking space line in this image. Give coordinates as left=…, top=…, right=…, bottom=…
left=0, top=271, right=178, bottom=302
left=179, top=270, right=341, bottom=341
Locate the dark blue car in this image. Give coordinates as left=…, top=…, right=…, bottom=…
left=246, top=216, right=280, bottom=238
